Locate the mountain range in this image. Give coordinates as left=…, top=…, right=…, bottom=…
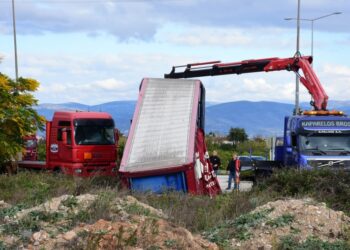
left=35, top=100, right=350, bottom=137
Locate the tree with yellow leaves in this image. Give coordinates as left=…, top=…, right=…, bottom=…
left=0, top=73, right=45, bottom=172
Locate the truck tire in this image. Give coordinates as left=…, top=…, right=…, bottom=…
left=53, top=167, right=62, bottom=174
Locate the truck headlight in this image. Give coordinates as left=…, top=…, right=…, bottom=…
left=75, top=169, right=82, bottom=174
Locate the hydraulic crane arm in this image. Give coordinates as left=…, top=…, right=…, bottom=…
left=164, top=56, right=328, bottom=111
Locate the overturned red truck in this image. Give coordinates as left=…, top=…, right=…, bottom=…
left=19, top=111, right=118, bottom=177
left=119, top=78, right=221, bottom=196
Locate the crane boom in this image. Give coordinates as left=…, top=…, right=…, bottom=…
left=164, top=56, right=328, bottom=111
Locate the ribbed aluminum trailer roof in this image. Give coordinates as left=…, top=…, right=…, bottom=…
left=121, top=78, right=201, bottom=173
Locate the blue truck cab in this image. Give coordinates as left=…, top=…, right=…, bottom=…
left=279, top=115, right=350, bottom=169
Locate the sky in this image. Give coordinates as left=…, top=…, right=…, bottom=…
left=0, top=0, right=349, bottom=107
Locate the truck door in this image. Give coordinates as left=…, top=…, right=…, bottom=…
left=50, top=121, right=73, bottom=163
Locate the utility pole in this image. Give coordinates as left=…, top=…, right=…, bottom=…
left=294, top=0, right=301, bottom=115
left=12, top=0, right=19, bottom=82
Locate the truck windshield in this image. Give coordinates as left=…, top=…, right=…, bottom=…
left=300, top=134, right=350, bottom=155
left=74, top=119, right=115, bottom=145
left=24, top=139, right=37, bottom=149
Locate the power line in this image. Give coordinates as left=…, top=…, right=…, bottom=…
left=0, top=0, right=181, bottom=3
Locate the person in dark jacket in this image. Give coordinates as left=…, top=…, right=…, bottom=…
left=226, top=153, right=241, bottom=190
left=209, top=150, right=221, bottom=176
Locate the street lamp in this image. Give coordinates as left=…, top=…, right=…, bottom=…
left=285, top=12, right=342, bottom=62
left=11, top=0, right=19, bottom=82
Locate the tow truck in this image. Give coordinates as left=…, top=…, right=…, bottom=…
left=165, top=55, right=350, bottom=170
left=19, top=111, right=119, bottom=176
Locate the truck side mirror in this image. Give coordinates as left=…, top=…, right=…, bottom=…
left=114, top=129, right=120, bottom=144
left=62, top=130, right=68, bottom=145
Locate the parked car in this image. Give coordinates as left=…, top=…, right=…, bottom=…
left=239, top=155, right=266, bottom=170
left=238, top=155, right=267, bottom=181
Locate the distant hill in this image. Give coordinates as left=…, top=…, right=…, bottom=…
left=205, top=101, right=294, bottom=136
left=35, top=100, right=350, bottom=137
left=35, top=101, right=136, bottom=135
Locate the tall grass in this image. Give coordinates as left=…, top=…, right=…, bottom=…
left=1, top=168, right=350, bottom=235
left=134, top=189, right=276, bottom=233
left=0, top=171, right=121, bottom=207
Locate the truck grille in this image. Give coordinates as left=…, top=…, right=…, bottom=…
left=307, top=160, right=350, bottom=169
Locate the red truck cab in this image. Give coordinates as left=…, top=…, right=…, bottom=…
left=19, top=111, right=118, bottom=177
left=23, top=135, right=38, bottom=161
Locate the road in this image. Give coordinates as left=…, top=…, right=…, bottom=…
left=216, top=175, right=253, bottom=192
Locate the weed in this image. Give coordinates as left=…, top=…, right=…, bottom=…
left=0, top=204, right=26, bottom=222
left=164, top=239, right=178, bottom=248
left=85, top=190, right=115, bottom=222
left=202, top=208, right=273, bottom=246
left=125, top=202, right=151, bottom=217
left=277, top=235, right=350, bottom=250
left=65, top=210, right=91, bottom=230
left=266, top=214, right=294, bottom=228
left=28, top=210, right=64, bottom=223
left=234, top=208, right=273, bottom=228
left=114, top=225, right=138, bottom=248
left=61, top=196, right=78, bottom=209
left=2, top=215, right=41, bottom=237
left=233, top=208, right=273, bottom=240
left=77, top=230, right=89, bottom=238
left=290, top=226, right=301, bottom=234
left=124, top=227, right=138, bottom=246
left=85, top=232, right=104, bottom=250
left=0, top=241, right=5, bottom=250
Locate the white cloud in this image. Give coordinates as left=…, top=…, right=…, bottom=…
left=243, top=78, right=274, bottom=92
left=163, top=27, right=251, bottom=47
left=95, top=78, right=127, bottom=90
left=323, top=64, right=350, bottom=76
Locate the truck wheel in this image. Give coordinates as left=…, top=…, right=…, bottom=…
left=53, top=167, right=62, bottom=174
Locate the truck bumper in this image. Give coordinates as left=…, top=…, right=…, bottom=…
left=62, top=162, right=118, bottom=177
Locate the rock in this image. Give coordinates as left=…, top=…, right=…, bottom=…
left=63, top=230, right=77, bottom=241
left=31, top=230, right=49, bottom=243
left=3, top=215, right=10, bottom=223
left=265, top=244, right=273, bottom=250
left=0, top=200, right=11, bottom=209
left=124, top=195, right=168, bottom=219
left=21, top=230, right=32, bottom=240
left=33, top=241, right=40, bottom=246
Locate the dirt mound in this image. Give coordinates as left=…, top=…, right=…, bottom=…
left=0, top=194, right=217, bottom=250
left=231, top=198, right=350, bottom=249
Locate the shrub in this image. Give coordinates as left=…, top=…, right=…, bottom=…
left=258, top=169, right=350, bottom=214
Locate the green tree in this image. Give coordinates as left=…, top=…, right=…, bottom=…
left=236, top=139, right=269, bottom=157
left=227, top=127, right=248, bottom=144
left=0, top=73, right=44, bottom=171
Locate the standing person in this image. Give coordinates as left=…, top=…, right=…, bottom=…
left=226, top=152, right=241, bottom=190
left=209, top=150, right=221, bottom=176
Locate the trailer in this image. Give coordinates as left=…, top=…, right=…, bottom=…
left=119, top=78, right=221, bottom=195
